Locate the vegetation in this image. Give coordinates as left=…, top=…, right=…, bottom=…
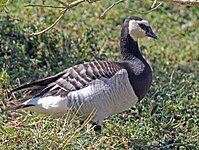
left=0, top=1, right=198, bottom=149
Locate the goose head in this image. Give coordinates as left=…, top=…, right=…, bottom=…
left=126, top=16, right=158, bottom=41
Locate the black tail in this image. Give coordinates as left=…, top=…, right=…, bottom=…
left=11, top=70, right=66, bottom=96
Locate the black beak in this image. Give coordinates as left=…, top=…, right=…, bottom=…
left=146, top=27, right=158, bottom=39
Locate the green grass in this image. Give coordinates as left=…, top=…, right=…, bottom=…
left=0, top=0, right=199, bottom=149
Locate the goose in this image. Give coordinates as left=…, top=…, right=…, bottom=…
left=7, top=16, right=157, bottom=132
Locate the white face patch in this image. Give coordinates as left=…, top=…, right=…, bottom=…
left=137, top=20, right=149, bottom=26
left=128, top=19, right=149, bottom=41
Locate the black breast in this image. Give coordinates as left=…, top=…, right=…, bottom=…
left=117, top=58, right=152, bottom=100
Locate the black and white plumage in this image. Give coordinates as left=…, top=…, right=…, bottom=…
left=7, top=16, right=157, bottom=131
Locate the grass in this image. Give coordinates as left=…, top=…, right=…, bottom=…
left=0, top=0, right=199, bottom=149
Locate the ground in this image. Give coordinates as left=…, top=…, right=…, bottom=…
left=0, top=0, right=198, bottom=149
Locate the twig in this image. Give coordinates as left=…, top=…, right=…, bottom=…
left=157, top=0, right=199, bottom=6
left=151, top=0, right=157, bottom=8
left=100, top=0, right=124, bottom=18
left=29, top=0, right=86, bottom=36
left=30, top=8, right=68, bottom=36
left=173, top=119, right=186, bottom=129
left=25, top=4, right=65, bottom=9
left=0, top=0, right=10, bottom=6
left=87, top=0, right=101, bottom=3
left=140, top=1, right=163, bottom=14
left=67, top=0, right=86, bottom=10
left=125, top=0, right=163, bottom=14
left=9, top=113, right=30, bottom=128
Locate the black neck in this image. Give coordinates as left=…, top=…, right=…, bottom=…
left=120, top=26, right=143, bottom=60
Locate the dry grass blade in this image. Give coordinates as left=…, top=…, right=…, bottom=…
left=88, top=135, right=128, bottom=150
left=88, top=136, right=108, bottom=150
left=112, top=136, right=129, bottom=150
left=61, top=108, right=97, bottom=148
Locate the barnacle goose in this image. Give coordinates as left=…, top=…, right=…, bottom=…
left=7, top=16, right=157, bottom=132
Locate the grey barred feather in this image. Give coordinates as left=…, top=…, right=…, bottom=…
left=12, top=61, right=122, bottom=98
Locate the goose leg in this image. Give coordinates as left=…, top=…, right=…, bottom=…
left=79, top=120, right=102, bottom=133
left=92, top=121, right=102, bottom=134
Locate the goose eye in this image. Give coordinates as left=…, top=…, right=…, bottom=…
left=139, top=24, right=147, bottom=31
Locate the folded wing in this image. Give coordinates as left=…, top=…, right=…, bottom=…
left=12, top=61, right=122, bottom=98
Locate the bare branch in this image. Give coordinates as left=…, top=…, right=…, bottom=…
left=123, top=1, right=163, bottom=14
left=156, top=0, right=199, bottom=6
left=151, top=0, right=157, bottom=8
left=87, top=0, right=101, bottom=3
left=100, top=0, right=124, bottom=18
left=0, top=0, right=10, bottom=6
left=25, top=4, right=65, bottom=9
left=29, top=0, right=87, bottom=36
left=68, top=0, right=86, bottom=8
left=30, top=8, right=68, bottom=36
left=140, top=1, right=163, bottom=14
left=28, top=0, right=199, bottom=36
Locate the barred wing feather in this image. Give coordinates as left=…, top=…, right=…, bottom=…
left=12, top=61, right=122, bottom=98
